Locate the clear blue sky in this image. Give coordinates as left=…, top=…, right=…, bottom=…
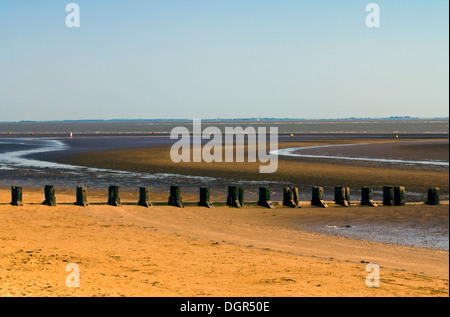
left=0, top=1, right=448, bottom=121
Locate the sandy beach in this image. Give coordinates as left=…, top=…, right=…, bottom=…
left=0, top=189, right=448, bottom=297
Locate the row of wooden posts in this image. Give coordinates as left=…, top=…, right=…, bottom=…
left=8, top=185, right=441, bottom=208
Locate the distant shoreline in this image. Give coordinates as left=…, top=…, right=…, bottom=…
left=1, top=118, right=448, bottom=135
left=0, top=133, right=448, bottom=139
left=1, top=117, right=449, bottom=124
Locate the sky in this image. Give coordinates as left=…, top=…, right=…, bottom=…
left=0, top=0, right=448, bottom=121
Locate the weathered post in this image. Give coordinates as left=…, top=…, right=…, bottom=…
left=361, top=187, right=377, bottom=207
left=283, top=187, right=300, bottom=208
left=138, top=186, right=152, bottom=207
left=42, top=185, right=56, bottom=206
left=311, top=186, right=328, bottom=208
left=75, top=186, right=89, bottom=207
left=238, top=187, right=244, bottom=207
left=345, top=187, right=351, bottom=206
left=394, top=186, right=406, bottom=206
left=198, top=187, right=213, bottom=208
left=168, top=185, right=183, bottom=208
left=11, top=186, right=23, bottom=206
left=383, top=186, right=394, bottom=206
left=227, top=186, right=242, bottom=208
left=335, top=186, right=349, bottom=207
left=292, top=187, right=300, bottom=206
left=108, top=185, right=122, bottom=207
left=427, top=187, right=440, bottom=205
left=258, top=187, right=274, bottom=209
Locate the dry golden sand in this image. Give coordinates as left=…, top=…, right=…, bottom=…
left=0, top=189, right=448, bottom=297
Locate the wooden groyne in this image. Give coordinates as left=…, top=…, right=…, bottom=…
left=4, top=185, right=445, bottom=208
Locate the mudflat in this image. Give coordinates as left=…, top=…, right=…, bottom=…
left=59, top=139, right=449, bottom=197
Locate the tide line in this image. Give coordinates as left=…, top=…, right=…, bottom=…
left=271, top=143, right=449, bottom=167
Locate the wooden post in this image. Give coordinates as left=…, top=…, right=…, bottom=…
left=75, top=186, right=89, bottom=207
left=383, top=186, right=394, bottom=206
left=11, top=186, right=23, bottom=206
left=198, top=187, right=213, bottom=208
left=361, top=187, right=377, bottom=207
left=292, top=187, right=300, bottom=206
left=138, top=186, right=152, bottom=207
left=227, top=186, right=242, bottom=208
left=311, top=186, right=328, bottom=208
left=238, top=187, right=244, bottom=207
left=42, top=185, right=56, bottom=206
left=168, top=185, right=183, bottom=208
left=283, top=187, right=300, bottom=208
left=258, top=187, right=274, bottom=209
left=394, top=186, right=406, bottom=206
left=108, top=185, right=122, bottom=207
left=334, top=187, right=349, bottom=207
left=345, top=187, right=351, bottom=206
left=427, top=187, right=440, bottom=205
left=283, top=187, right=297, bottom=208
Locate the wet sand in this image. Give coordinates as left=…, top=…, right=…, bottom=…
left=0, top=189, right=448, bottom=297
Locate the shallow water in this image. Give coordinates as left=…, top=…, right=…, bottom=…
left=303, top=223, right=449, bottom=251
left=273, top=143, right=449, bottom=167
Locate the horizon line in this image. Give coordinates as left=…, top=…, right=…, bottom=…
left=1, top=116, right=449, bottom=124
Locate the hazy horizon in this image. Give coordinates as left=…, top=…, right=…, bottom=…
left=1, top=1, right=449, bottom=121
left=1, top=116, right=449, bottom=124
